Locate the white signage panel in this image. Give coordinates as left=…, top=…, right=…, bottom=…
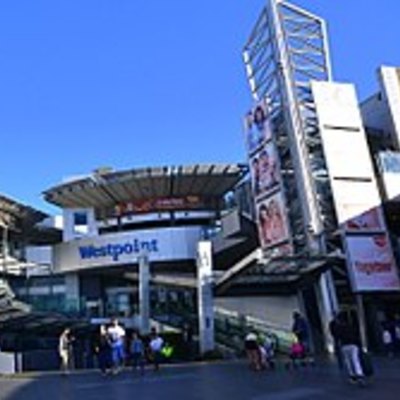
left=312, top=82, right=375, bottom=179
left=345, top=235, right=400, bottom=292
left=197, top=241, right=215, bottom=354
left=330, top=180, right=385, bottom=232
left=319, top=128, right=375, bottom=179
left=311, top=81, right=363, bottom=129
left=53, top=227, right=203, bottom=272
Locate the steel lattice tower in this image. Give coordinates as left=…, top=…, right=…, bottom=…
left=243, top=0, right=338, bottom=270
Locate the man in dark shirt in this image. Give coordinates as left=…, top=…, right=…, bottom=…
left=331, top=312, right=364, bottom=384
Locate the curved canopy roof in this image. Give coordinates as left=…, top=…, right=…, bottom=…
left=0, top=193, right=47, bottom=232
left=44, top=163, right=248, bottom=210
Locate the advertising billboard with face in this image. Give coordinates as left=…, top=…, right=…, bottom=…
left=256, top=192, right=290, bottom=249
left=249, top=142, right=280, bottom=198
left=244, top=100, right=272, bottom=155
left=345, top=234, right=400, bottom=292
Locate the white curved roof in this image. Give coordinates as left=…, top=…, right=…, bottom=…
left=44, top=163, right=248, bottom=209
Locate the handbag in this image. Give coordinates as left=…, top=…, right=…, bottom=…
left=359, top=350, right=374, bottom=377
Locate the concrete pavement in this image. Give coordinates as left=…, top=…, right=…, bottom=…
left=1, top=358, right=400, bottom=400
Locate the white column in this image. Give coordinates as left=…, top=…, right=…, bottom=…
left=139, top=254, right=150, bottom=334
left=197, top=241, right=215, bottom=355
left=316, top=270, right=338, bottom=353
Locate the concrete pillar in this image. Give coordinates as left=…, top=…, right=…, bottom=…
left=139, top=254, right=150, bottom=334
left=197, top=241, right=215, bottom=355
left=356, top=294, right=368, bottom=351
left=315, top=270, right=338, bottom=353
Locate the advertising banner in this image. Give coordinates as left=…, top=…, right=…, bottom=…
left=114, top=195, right=207, bottom=216
left=249, top=141, right=280, bottom=198
left=256, top=191, right=290, bottom=249
left=344, top=208, right=385, bottom=233
left=244, top=100, right=272, bottom=155
left=345, top=234, right=400, bottom=292
left=53, top=226, right=203, bottom=272
left=311, top=82, right=375, bottom=179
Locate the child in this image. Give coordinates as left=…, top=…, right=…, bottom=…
left=262, top=335, right=276, bottom=370
left=288, top=336, right=305, bottom=369
left=130, top=331, right=145, bottom=374
left=244, top=332, right=262, bottom=371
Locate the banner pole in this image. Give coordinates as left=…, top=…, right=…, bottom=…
left=356, top=293, right=368, bottom=351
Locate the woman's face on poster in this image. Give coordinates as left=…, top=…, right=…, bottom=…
left=252, top=157, right=260, bottom=176
left=259, top=150, right=270, bottom=169
left=259, top=204, right=269, bottom=221
left=254, top=106, right=265, bottom=125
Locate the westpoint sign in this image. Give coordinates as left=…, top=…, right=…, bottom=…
left=79, top=239, right=158, bottom=262
left=53, top=227, right=203, bottom=272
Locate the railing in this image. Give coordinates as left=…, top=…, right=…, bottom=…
left=214, top=307, right=293, bottom=355
left=152, top=303, right=293, bottom=355
left=18, top=295, right=85, bottom=317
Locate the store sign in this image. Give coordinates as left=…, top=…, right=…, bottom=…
left=79, top=239, right=159, bottom=262
left=114, top=196, right=205, bottom=216
left=345, top=235, right=400, bottom=292
left=53, top=227, right=202, bottom=272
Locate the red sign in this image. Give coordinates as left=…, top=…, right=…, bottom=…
left=114, top=196, right=204, bottom=216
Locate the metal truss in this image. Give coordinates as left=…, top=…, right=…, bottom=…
left=243, top=0, right=338, bottom=260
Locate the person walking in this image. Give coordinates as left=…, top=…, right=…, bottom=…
left=149, top=328, right=164, bottom=371
left=382, top=323, right=394, bottom=358
left=107, top=318, right=126, bottom=374
left=95, top=325, right=111, bottom=375
left=130, top=331, right=145, bottom=375
left=291, top=312, right=311, bottom=356
left=182, top=323, right=194, bottom=361
left=244, top=332, right=261, bottom=371
left=59, top=328, right=73, bottom=375
left=332, top=311, right=365, bottom=385
left=329, top=312, right=343, bottom=369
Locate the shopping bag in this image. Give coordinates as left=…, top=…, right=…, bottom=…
left=161, top=344, right=174, bottom=359
left=359, top=350, right=374, bottom=377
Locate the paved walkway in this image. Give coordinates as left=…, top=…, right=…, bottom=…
left=1, top=358, right=400, bottom=400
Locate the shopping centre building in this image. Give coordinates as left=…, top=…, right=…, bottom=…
left=2, top=0, right=400, bottom=356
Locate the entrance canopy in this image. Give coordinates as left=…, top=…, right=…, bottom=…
left=44, top=164, right=248, bottom=210
left=215, top=248, right=344, bottom=295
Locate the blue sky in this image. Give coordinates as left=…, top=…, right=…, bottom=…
left=1, top=0, right=399, bottom=214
